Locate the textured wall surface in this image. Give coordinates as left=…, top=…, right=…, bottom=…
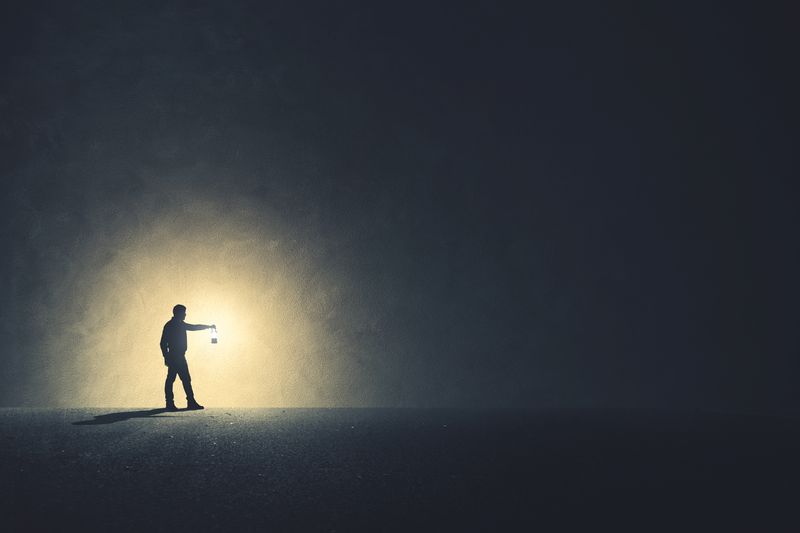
left=0, top=2, right=795, bottom=409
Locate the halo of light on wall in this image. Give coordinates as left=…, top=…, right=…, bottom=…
left=47, top=196, right=351, bottom=407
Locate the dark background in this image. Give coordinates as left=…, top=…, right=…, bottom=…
left=0, top=1, right=797, bottom=411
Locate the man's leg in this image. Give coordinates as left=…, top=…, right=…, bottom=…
left=175, top=357, right=204, bottom=409
left=165, top=364, right=178, bottom=409
left=175, top=357, right=196, bottom=403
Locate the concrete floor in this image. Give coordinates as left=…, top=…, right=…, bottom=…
left=1, top=408, right=799, bottom=531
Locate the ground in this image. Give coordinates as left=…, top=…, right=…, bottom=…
left=1, top=408, right=799, bottom=531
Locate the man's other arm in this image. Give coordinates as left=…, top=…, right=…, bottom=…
left=160, top=325, right=169, bottom=357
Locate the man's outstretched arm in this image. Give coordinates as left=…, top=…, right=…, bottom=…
left=185, top=323, right=215, bottom=331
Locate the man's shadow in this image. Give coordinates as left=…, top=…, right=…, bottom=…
left=73, top=408, right=182, bottom=425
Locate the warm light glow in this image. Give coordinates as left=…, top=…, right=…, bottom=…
left=46, top=197, right=354, bottom=407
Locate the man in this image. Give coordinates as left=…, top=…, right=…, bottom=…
left=160, top=304, right=215, bottom=411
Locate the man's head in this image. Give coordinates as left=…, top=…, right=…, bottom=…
left=172, top=304, right=187, bottom=320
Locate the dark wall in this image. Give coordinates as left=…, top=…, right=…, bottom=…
left=1, top=1, right=797, bottom=410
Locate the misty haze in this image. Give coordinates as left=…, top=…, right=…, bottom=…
left=1, top=1, right=797, bottom=530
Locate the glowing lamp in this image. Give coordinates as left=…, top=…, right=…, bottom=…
left=211, top=326, right=218, bottom=344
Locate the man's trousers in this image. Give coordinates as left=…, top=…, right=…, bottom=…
left=165, top=354, right=195, bottom=402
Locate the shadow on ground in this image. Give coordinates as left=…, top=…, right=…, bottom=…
left=72, top=408, right=176, bottom=425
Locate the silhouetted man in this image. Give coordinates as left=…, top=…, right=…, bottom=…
left=160, top=304, right=215, bottom=411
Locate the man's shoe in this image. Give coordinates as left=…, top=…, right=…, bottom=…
left=166, top=402, right=178, bottom=412
left=186, top=400, right=204, bottom=410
